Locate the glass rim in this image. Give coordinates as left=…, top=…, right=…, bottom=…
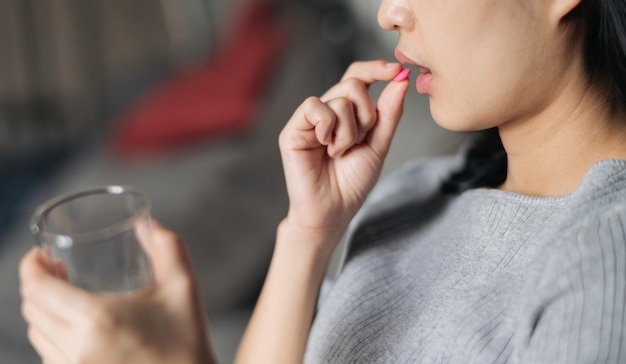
left=29, top=185, right=151, bottom=246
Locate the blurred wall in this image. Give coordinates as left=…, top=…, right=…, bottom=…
left=345, top=0, right=398, bottom=53
left=0, top=0, right=247, bottom=168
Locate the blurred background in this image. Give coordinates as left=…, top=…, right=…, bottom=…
left=0, top=0, right=467, bottom=362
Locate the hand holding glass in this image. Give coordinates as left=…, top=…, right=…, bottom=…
left=30, top=185, right=155, bottom=293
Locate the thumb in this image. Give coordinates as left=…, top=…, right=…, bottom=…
left=136, top=220, right=194, bottom=285
left=368, top=73, right=410, bottom=157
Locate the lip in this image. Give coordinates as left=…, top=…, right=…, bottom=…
left=394, top=50, right=431, bottom=74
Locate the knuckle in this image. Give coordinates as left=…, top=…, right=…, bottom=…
left=361, top=109, right=377, bottom=127
left=343, top=77, right=366, bottom=93
left=280, top=129, right=310, bottom=150
left=302, top=96, right=322, bottom=110
left=333, top=97, right=354, bottom=115
left=173, top=272, right=198, bottom=295
left=85, top=304, right=118, bottom=339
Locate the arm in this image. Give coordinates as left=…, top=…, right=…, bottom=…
left=18, top=60, right=409, bottom=364
left=235, top=221, right=340, bottom=363
left=236, top=60, right=410, bottom=363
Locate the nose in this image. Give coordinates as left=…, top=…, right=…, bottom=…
left=377, top=0, right=414, bottom=31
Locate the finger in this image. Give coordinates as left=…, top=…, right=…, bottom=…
left=301, top=97, right=337, bottom=146
left=367, top=71, right=411, bottom=157
left=339, top=60, right=402, bottom=84
left=140, top=222, right=195, bottom=285
left=320, top=79, right=376, bottom=144
left=54, top=260, right=69, bottom=281
left=321, top=61, right=401, bottom=102
left=324, top=97, right=358, bottom=157
left=320, top=61, right=403, bottom=145
left=22, top=301, right=70, bottom=339
left=22, top=301, right=73, bottom=358
left=280, top=97, right=337, bottom=151
left=20, top=248, right=94, bottom=323
left=27, top=327, right=69, bottom=364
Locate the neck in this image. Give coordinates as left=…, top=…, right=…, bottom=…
left=498, top=78, right=626, bottom=197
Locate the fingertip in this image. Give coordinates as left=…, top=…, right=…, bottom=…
left=152, top=225, right=178, bottom=244
left=375, top=61, right=403, bottom=80
left=338, top=60, right=405, bottom=85
left=383, top=61, right=402, bottom=73
left=19, top=251, right=48, bottom=299
left=151, top=226, right=187, bottom=264
left=392, top=68, right=411, bottom=82
left=148, top=226, right=195, bottom=282
left=381, top=74, right=411, bottom=103
left=326, top=143, right=342, bottom=158
left=135, top=220, right=150, bottom=237
left=19, top=246, right=43, bottom=279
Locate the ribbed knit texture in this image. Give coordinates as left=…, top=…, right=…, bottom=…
left=304, top=157, right=626, bottom=364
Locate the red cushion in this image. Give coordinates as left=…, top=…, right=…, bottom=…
left=111, top=0, right=290, bottom=158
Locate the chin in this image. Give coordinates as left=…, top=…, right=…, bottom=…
left=429, top=100, right=497, bottom=132
left=430, top=106, right=474, bottom=132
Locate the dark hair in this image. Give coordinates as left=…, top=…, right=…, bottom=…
left=584, top=0, right=626, bottom=112
left=443, top=0, right=626, bottom=193
left=441, top=129, right=507, bottom=193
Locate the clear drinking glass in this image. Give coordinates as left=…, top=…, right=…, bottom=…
left=29, top=185, right=155, bottom=293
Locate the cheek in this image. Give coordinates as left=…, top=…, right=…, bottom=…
left=428, top=55, right=556, bottom=132
left=425, top=9, right=548, bottom=131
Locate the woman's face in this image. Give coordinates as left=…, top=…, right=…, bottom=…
left=378, top=0, right=576, bottom=131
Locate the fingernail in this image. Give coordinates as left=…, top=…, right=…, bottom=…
left=393, top=68, right=411, bottom=82
left=386, top=62, right=398, bottom=68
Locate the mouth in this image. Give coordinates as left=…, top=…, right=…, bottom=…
left=395, top=49, right=433, bottom=94
left=394, top=50, right=431, bottom=74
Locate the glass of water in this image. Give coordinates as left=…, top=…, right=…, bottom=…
left=29, top=185, right=155, bottom=293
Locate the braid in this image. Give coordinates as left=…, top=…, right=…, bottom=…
left=441, top=129, right=507, bottom=194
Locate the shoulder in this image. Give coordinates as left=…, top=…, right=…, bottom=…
left=552, top=159, right=626, bottom=238
left=546, top=202, right=626, bottom=276
left=540, top=160, right=626, bottom=282
left=516, top=187, right=626, bottom=362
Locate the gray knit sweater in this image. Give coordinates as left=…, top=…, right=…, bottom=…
left=304, top=156, right=626, bottom=363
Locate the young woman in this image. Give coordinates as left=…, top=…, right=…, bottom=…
left=20, top=0, right=626, bottom=362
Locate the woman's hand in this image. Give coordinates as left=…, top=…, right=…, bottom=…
left=19, top=222, right=217, bottom=364
left=279, top=60, right=410, bottom=239
left=236, top=61, right=410, bottom=363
